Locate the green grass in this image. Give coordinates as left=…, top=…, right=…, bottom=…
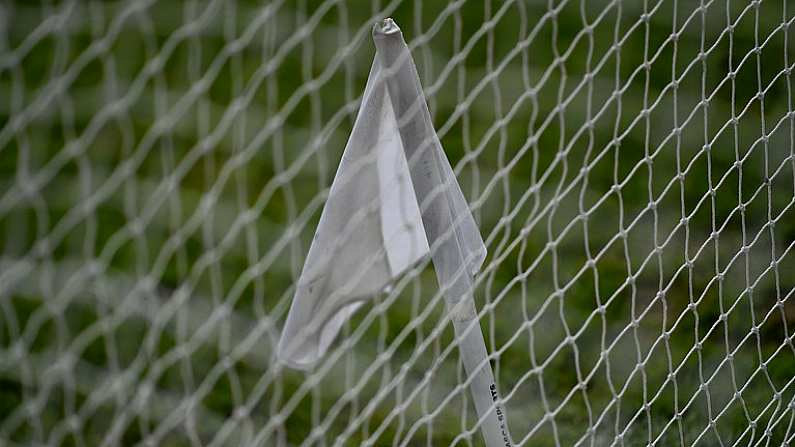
left=2, top=0, right=795, bottom=445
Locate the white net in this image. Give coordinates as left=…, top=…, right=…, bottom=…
left=2, top=0, right=795, bottom=446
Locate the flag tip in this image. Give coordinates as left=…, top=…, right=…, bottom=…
left=373, top=17, right=400, bottom=37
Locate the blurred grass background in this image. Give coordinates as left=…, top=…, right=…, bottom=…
left=1, top=0, right=795, bottom=445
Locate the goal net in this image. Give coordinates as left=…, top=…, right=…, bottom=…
left=2, top=0, right=795, bottom=446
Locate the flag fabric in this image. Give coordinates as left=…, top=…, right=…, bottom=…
left=276, top=34, right=484, bottom=370
left=278, top=18, right=511, bottom=447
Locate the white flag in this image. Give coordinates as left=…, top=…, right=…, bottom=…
left=276, top=34, right=485, bottom=370
left=278, top=18, right=511, bottom=447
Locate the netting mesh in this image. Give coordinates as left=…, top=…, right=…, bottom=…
left=2, top=0, right=795, bottom=445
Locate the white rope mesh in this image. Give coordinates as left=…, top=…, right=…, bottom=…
left=2, top=1, right=795, bottom=446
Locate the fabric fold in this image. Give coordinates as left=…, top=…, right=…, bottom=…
left=277, top=23, right=485, bottom=370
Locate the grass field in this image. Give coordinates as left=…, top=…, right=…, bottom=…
left=2, top=0, right=795, bottom=445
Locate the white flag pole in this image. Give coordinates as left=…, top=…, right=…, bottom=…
left=373, top=18, right=512, bottom=447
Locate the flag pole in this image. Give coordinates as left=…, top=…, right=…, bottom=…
left=373, top=18, right=512, bottom=447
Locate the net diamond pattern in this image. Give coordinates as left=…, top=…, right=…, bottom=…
left=1, top=0, right=795, bottom=446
